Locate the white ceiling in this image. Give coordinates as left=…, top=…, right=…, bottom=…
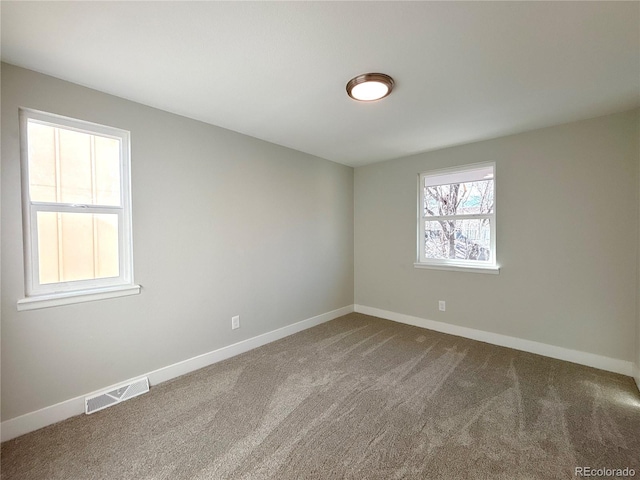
left=2, top=1, right=639, bottom=167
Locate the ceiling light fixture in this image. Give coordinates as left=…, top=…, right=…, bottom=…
left=346, top=73, right=394, bottom=102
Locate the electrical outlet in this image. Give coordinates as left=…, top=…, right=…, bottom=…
left=438, top=301, right=446, bottom=312
left=232, top=315, right=240, bottom=330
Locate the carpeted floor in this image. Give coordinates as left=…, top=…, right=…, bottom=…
left=2, top=313, right=639, bottom=479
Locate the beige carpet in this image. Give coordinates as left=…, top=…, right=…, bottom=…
left=2, top=313, right=639, bottom=479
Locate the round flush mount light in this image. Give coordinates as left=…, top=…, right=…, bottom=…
left=346, top=73, right=394, bottom=102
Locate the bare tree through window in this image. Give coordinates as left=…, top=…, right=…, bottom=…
left=419, top=164, right=496, bottom=266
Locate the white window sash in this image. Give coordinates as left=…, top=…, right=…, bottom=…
left=28, top=205, right=129, bottom=294
left=418, top=215, right=496, bottom=267
left=422, top=213, right=494, bottom=221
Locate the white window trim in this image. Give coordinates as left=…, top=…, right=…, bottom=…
left=17, top=284, right=141, bottom=311
left=413, top=263, right=500, bottom=274
left=415, top=162, right=499, bottom=273
left=18, top=108, right=139, bottom=309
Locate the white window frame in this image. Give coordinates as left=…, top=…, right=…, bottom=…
left=415, top=162, right=499, bottom=274
left=17, top=109, right=139, bottom=310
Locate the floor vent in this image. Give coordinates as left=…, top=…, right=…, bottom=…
left=85, top=377, right=149, bottom=415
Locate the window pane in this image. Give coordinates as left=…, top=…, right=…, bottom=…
left=27, top=122, right=57, bottom=202
left=424, top=180, right=494, bottom=216
left=94, top=136, right=121, bottom=206
left=58, top=128, right=92, bottom=204
left=37, top=212, right=120, bottom=284
left=28, top=121, right=121, bottom=206
left=424, top=219, right=491, bottom=261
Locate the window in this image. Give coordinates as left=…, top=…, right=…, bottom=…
left=18, top=109, right=139, bottom=310
left=416, top=163, right=498, bottom=273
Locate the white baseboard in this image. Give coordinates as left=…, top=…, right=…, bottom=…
left=354, top=305, right=634, bottom=377
left=0, top=304, right=354, bottom=442
left=634, top=363, right=640, bottom=392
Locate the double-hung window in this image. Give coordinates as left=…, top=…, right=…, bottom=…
left=416, top=163, right=498, bottom=272
left=18, top=109, right=138, bottom=310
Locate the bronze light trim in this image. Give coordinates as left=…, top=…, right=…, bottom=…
left=346, top=73, right=395, bottom=102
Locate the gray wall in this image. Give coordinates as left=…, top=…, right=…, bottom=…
left=637, top=117, right=640, bottom=386
left=1, top=64, right=354, bottom=421
left=355, top=110, right=639, bottom=363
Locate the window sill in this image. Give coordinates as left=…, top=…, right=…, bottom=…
left=17, top=284, right=141, bottom=311
left=413, top=263, right=500, bottom=274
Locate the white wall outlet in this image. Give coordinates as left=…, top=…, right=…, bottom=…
left=438, top=301, right=446, bottom=312
left=231, top=315, right=240, bottom=330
